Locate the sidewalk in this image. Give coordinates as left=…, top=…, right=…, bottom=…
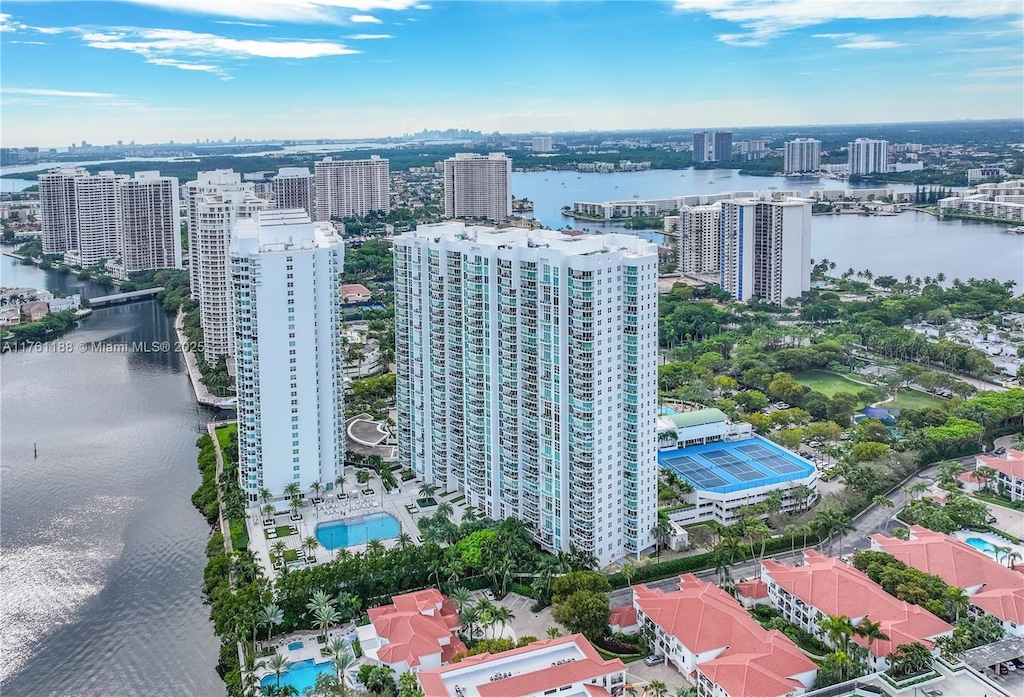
left=175, top=309, right=221, bottom=407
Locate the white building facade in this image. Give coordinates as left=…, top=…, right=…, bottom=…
left=231, top=209, right=345, bottom=504
left=314, top=156, right=390, bottom=221
left=394, top=223, right=658, bottom=566
left=848, top=138, right=889, bottom=175
left=272, top=167, right=315, bottom=220
left=719, top=198, right=812, bottom=305
left=784, top=138, right=821, bottom=174
left=675, top=204, right=722, bottom=275
left=119, top=171, right=181, bottom=272
left=442, top=153, right=512, bottom=221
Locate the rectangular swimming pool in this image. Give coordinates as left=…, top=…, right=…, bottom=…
left=315, top=512, right=401, bottom=549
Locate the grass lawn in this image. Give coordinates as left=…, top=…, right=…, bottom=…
left=283, top=549, right=299, bottom=562
left=877, top=389, right=945, bottom=411
left=793, top=370, right=874, bottom=398
left=215, top=422, right=236, bottom=450
left=973, top=491, right=1024, bottom=512
left=229, top=518, right=249, bottom=551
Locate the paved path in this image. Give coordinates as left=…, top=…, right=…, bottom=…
left=207, top=420, right=234, bottom=556
left=175, top=308, right=221, bottom=407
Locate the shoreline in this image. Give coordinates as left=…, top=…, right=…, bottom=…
left=174, top=308, right=222, bottom=407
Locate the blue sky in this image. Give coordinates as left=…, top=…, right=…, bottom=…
left=1, top=1, right=1022, bottom=147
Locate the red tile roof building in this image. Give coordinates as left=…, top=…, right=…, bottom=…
left=341, top=283, right=372, bottom=303
left=976, top=449, right=1024, bottom=502
left=749, top=551, right=953, bottom=670
left=871, top=526, right=1024, bottom=637
left=633, top=574, right=817, bottom=697
left=357, top=590, right=467, bottom=674
left=416, top=634, right=626, bottom=697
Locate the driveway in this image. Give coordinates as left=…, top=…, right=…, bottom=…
left=626, top=660, right=689, bottom=690
left=482, top=592, right=556, bottom=643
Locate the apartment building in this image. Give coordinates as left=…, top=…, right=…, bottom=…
left=39, top=167, right=87, bottom=256
left=692, top=132, right=709, bottom=163
left=975, top=448, right=1024, bottom=502
left=358, top=589, right=466, bottom=675
left=393, top=223, right=658, bottom=567
left=531, top=136, right=554, bottom=152
left=314, top=156, right=390, bottom=221
left=193, top=184, right=268, bottom=361
left=634, top=575, right=817, bottom=697
left=719, top=197, right=812, bottom=304
left=230, top=209, right=344, bottom=503
left=939, top=179, right=1024, bottom=224
left=271, top=167, right=315, bottom=220
left=712, top=131, right=733, bottom=162
left=675, top=203, right=721, bottom=274
left=784, top=138, right=822, bottom=174
left=185, top=169, right=254, bottom=299
left=119, top=171, right=181, bottom=272
left=848, top=138, right=889, bottom=175
left=443, top=153, right=513, bottom=221
left=71, top=170, right=124, bottom=267
left=417, top=634, right=627, bottom=697
left=871, top=526, right=1024, bottom=637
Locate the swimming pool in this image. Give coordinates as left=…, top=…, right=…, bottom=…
left=287, top=641, right=303, bottom=651
left=260, top=658, right=334, bottom=693
left=964, top=537, right=1000, bottom=559
left=315, top=512, right=401, bottom=549
left=659, top=406, right=678, bottom=416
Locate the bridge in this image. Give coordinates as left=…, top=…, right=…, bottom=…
left=89, top=287, right=164, bottom=308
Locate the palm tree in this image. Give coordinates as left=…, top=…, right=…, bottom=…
left=942, top=587, right=970, bottom=622
left=260, top=488, right=273, bottom=505
left=366, top=538, right=386, bottom=556
left=449, top=586, right=472, bottom=612
left=417, top=482, right=439, bottom=500
left=647, top=680, right=668, bottom=697
left=872, top=495, right=894, bottom=509
left=491, top=605, right=514, bottom=640
left=546, top=627, right=561, bottom=639
left=854, top=617, right=889, bottom=656
left=307, top=589, right=337, bottom=616
left=651, top=518, right=674, bottom=557
left=395, top=532, right=414, bottom=549
left=262, top=503, right=276, bottom=522
left=1007, top=550, right=1022, bottom=570
left=334, top=473, right=346, bottom=496
left=461, top=508, right=481, bottom=525
left=435, top=500, right=454, bottom=521
left=331, top=651, right=357, bottom=695
left=459, top=604, right=481, bottom=641
left=270, top=541, right=287, bottom=564
left=313, top=605, right=342, bottom=640
left=310, top=480, right=324, bottom=502
left=264, top=653, right=291, bottom=688
left=284, top=482, right=301, bottom=500
left=289, top=496, right=304, bottom=518
left=621, top=562, right=637, bottom=587
left=819, top=614, right=854, bottom=653
left=302, top=535, right=320, bottom=560
left=258, top=603, right=284, bottom=643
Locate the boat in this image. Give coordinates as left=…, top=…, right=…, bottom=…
left=1007, top=226, right=1024, bottom=234
left=633, top=191, right=640, bottom=198
left=708, top=180, right=715, bottom=184
left=215, top=397, right=238, bottom=409
left=768, top=185, right=777, bottom=190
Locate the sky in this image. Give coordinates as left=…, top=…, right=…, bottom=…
left=1, top=0, right=1022, bottom=147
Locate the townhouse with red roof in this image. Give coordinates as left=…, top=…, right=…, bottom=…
left=416, top=634, right=626, bottom=697
left=633, top=574, right=817, bottom=697
left=741, top=551, right=954, bottom=671
left=358, top=589, right=467, bottom=675
left=871, top=526, right=1024, bottom=637
left=976, top=448, right=1024, bottom=502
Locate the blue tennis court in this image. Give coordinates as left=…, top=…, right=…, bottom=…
left=659, top=437, right=816, bottom=493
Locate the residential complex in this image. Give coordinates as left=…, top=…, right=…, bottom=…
left=719, top=197, right=812, bottom=304
left=784, top=138, right=822, bottom=174
left=634, top=574, right=817, bottom=697
left=271, top=167, right=315, bottom=220
left=871, top=526, right=1024, bottom=637
left=38, top=167, right=180, bottom=270
left=442, top=152, right=512, bottom=221
left=848, top=138, right=889, bottom=175
left=738, top=551, right=954, bottom=671
left=417, top=634, right=627, bottom=697
left=692, top=131, right=709, bottom=164
left=975, top=448, right=1024, bottom=501
left=187, top=169, right=268, bottom=361
left=939, top=179, right=1024, bottom=223
left=712, top=131, right=733, bottom=162
left=393, top=223, right=659, bottom=567
left=230, top=209, right=345, bottom=504
left=358, top=589, right=466, bottom=675
left=314, top=156, right=390, bottom=221
left=531, top=136, right=553, bottom=152
left=573, top=189, right=800, bottom=221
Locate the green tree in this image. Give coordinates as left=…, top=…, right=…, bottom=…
left=551, top=590, right=610, bottom=640
left=258, top=603, right=284, bottom=643
left=264, top=653, right=291, bottom=688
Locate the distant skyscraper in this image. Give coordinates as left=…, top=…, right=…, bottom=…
left=393, top=223, right=659, bottom=567
left=784, top=138, right=822, bottom=174
left=185, top=170, right=268, bottom=361
left=712, top=131, right=734, bottom=162
left=442, top=152, right=512, bottom=221
left=314, top=156, right=390, bottom=221
left=719, top=198, right=811, bottom=304
left=272, top=167, right=315, bottom=220
left=531, top=136, right=553, bottom=152
left=848, top=138, right=889, bottom=175
left=119, top=171, right=181, bottom=273
left=231, top=209, right=345, bottom=504
left=692, top=132, right=709, bottom=164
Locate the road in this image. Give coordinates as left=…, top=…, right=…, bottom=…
left=608, top=463, right=943, bottom=608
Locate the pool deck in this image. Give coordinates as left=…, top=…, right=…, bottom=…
left=950, top=529, right=1024, bottom=565
left=245, top=474, right=473, bottom=578
left=254, top=627, right=359, bottom=682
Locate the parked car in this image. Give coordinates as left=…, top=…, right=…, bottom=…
left=644, top=655, right=665, bottom=666
left=482, top=589, right=495, bottom=601
left=987, top=515, right=998, bottom=523
left=1002, top=661, right=1016, bottom=672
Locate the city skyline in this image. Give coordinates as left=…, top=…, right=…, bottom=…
left=1, top=0, right=1022, bottom=147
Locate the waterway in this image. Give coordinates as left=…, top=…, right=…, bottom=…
left=0, top=254, right=223, bottom=696
left=511, top=169, right=1023, bottom=288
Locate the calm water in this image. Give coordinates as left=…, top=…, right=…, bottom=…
left=511, top=169, right=1022, bottom=287
left=0, top=256, right=222, bottom=696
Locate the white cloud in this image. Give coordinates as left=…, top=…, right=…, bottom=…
left=214, top=21, right=271, bottom=28
left=345, top=33, right=392, bottom=39
left=1, top=87, right=118, bottom=98
left=350, top=14, right=383, bottom=23
left=814, top=33, right=904, bottom=49
left=50, top=1, right=427, bottom=24
left=673, top=0, right=1022, bottom=46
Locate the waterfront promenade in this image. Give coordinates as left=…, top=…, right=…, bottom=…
left=174, top=308, right=221, bottom=407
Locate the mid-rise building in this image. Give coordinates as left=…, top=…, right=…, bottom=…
left=674, top=203, right=721, bottom=274
left=194, top=186, right=268, bottom=361
left=271, top=167, right=315, bottom=220
left=185, top=169, right=254, bottom=299
left=531, top=136, right=553, bottom=152
left=739, top=139, right=771, bottom=161
left=975, top=448, right=1024, bottom=501
left=358, top=589, right=466, bottom=675
left=719, top=197, right=812, bottom=304
left=39, top=167, right=180, bottom=270
left=848, top=138, right=889, bottom=175
left=119, top=171, right=181, bottom=272
left=314, top=156, right=390, bottom=221
left=692, top=131, right=709, bottom=164
left=394, top=223, right=658, bottom=567
left=442, top=153, right=512, bottom=221
left=712, top=131, right=733, bottom=162
left=784, top=138, right=822, bottom=174
left=231, top=209, right=344, bottom=503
